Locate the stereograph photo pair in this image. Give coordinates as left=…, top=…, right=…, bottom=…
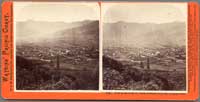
left=1, top=1, right=199, bottom=100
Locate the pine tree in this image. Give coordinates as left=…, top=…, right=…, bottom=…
left=56, top=55, right=60, bottom=69
left=140, top=61, right=144, bottom=68
left=147, top=57, right=150, bottom=70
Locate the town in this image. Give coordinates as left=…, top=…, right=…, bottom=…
left=16, top=43, right=99, bottom=90
left=103, top=46, right=186, bottom=90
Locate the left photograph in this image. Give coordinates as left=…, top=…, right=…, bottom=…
left=14, top=2, right=100, bottom=90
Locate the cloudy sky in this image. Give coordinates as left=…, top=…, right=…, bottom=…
left=102, top=3, right=187, bottom=23
left=14, top=2, right=100, bottom=22
left=14, top=2, right=187, bottom=23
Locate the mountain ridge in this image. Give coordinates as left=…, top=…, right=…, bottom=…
left=103, top=21, right=186, bottom=48
left=16, top=20, right=98, bottom=45
left=16, top=20, right=99, bottom=49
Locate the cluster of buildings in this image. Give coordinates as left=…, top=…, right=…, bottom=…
left=104, top=46, right=186, bottom=70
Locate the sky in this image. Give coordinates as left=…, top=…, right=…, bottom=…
left=14, top=2, right=187, bottom=23
left=14, top=2, right=100, bottom=22
left=102, top=3, right=187, bottom=23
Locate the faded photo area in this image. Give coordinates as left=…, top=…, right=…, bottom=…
left=103, top=3, right=187, bottom=91
left=14, top=2, right=99, bottom=90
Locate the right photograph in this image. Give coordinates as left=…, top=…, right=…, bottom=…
left=102, top=3, right=187, bottom=91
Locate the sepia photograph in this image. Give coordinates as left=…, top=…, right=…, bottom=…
left=14, top=2, right=99, bottom=90
left=102, top=3, right=187, bottom=91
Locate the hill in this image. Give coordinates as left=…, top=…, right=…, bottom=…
left=16, top=20, right=99, bottom=49
left=103, top=21, right=186, bottom=48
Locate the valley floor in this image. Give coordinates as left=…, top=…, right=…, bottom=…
left=16, top=45, right=99, bottom=90
left=103, top=46, right=186, bottom=91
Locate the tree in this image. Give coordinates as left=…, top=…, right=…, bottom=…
left=140, top=61, right=144, bottom=68
left=147, top=57, right=150, bottom=70
left=56, top=55, right=60, bottom=69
